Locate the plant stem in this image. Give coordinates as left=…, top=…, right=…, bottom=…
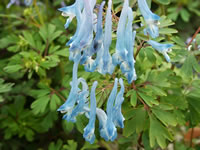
left=187, top=26, right=200, bottom=48
left=33, top=0, right=44, bottom=25
left=50, top=88, right=66, bottom=101
left=190, top=127, right=194, bottom=147
left=134, top=40, right=145, bottom=60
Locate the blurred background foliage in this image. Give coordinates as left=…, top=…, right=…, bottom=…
left=0, top=0, right=200, bottom=150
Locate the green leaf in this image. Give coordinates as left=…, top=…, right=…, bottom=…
left=152, top=108, right=177, bottom=127
left=130, top=91, right=137, bottom=107
left=31, top=96, right=50, bottom=114
left=63, top=140, right=77, bottom=150
left=180, top=8, right=190, bottom=22
left=159, top=28, right=178, bottom=34
left=138, top=92, right=159, bottom=107
left=4, top=64, right=23, bottom=73
left=191, top=55, right=200, bottom=73
left=50, top=94, right=61, bottom=111
left=48, top=139, right=63, bottom=150
left=23, top=31, right=36, bottom=48
left=0, top=79, right=14, bottom=93
left=123, top=107, right=147, bottom=136
left=180, top=55, right=193, bottom=78
left=149, top=115, right=173, bottom=148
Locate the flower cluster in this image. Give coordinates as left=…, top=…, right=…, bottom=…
left=57, top=56, right=125, bottom=143
left=58, top=0, right=174, bottom=143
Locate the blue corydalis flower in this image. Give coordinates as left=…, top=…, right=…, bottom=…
left=57, top=56, right=81, bottom=115
left=99, top=0, right=114, bottom=75
left=69, top=0, right=96, bottom=52
left=112, top=0, right=129, bottom=65
left=113, top=2, right=137, bottom=84
left=148, top=40, right=173, bottom=62
left=112, top=78, right=125, bottom=128
left=120, top=8, right=137, bottom=83
left=97, top=78, right=118, bottom=141
left=63, top=78, right=89, bottom=122
left=83, top=81, right=98, bottom=144
left=58, top=0, right=83, bottom=29
left=137, top=0, right=160, bottom=38
left=82, top=1, right=105, bottom=72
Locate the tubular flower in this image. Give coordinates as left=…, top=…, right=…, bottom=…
left=83, top=81, right=98, bottom=144
left=112, top=0, right=129, bottom=65
left=137, top=0, right=160, bottom=38
left=98, top=0, right=115, bottom=75
left=7, top=0, right=19, bottom=8
left=112, top=78, right=125, bottom=128
left=97, top=79, right=118, bottom=141
left=147, top=40, right=174, bottom=62
left=120, top=7, right=137, bottom=83
left=81, top=1, right=105, bottom=72
left=112, top=0, right=137, bottom=83
left=57, top=56, right=89, bottom=121
left=69, top=0, right=96, bottom=52
left=58, top=0, right=83, bottom=29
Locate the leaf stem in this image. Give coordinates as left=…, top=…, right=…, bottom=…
left=134, top=40, right=145, bottom=60
left=186, top=26, right=200, bottom=48
left=50, top=88, right=66, bottom=101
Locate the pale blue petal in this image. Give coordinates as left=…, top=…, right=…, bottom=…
left=114, top=0, right=129, bottom=63
left=105, top=78, right=118, bottom=140
left=91, top=1, right=105, bottom=54
left=137, top=0, right=160, bottom=38
left=63, top=91, right=88, bottom=122
left=112, top=78, right=125, bottom=128
left=66, top=0, right=84, bottom=45
left=96, top=108, right=108, bottom=140
left=147, top=40, right=174, bottom=62
left=57, top=59, right=80, bottom=113
left=137, top=0, right=160, bottom=21
left=101, top=0, right=115, bottom=75
left=83, top=81, right=98, bottom=144
left=69, top=0, right=95, bottom=51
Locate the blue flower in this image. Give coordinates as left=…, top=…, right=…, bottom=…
left=98, top=0, right=115, bottom=75
left=120, top=7, right=137, bottom=83
left=83, top=81, right=98, bottom=144
left=147, top=40, right=174, bottom=62
left=112, top=0, right=129, bottom=65
left=24, top=0, right=32, bottom=6
left=7, top=0, right=18, bottom=8
left=58, top=0, right=83, bottom=29
left=137, top=0, right=160, bottom=38
left=63, top=90, right=88, bottom=122
left=112, top=78, right=125, bottom=128
left=96, top=78, right=118, bottom=141
left=57, top=57, right=82, bottom=115
left=112, top=3, right=137, bottom=84
left=69, top=0, right=96, bottom=52
left=63, top=78, right=89, bottom=122
left=82, top=1, right=105, bottom=72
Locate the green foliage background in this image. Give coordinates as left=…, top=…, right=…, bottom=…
left=0, top=0, right=200, bottom=149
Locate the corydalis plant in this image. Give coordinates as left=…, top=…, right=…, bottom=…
left=58, top=0, right=174, bottom=144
